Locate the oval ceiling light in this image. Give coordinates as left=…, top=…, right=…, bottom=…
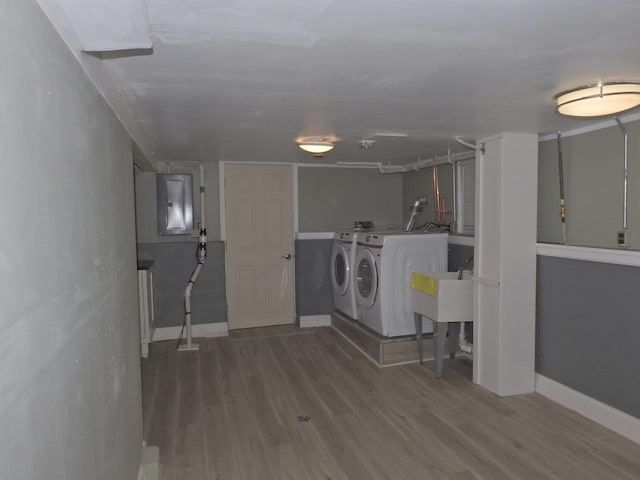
left=298, top=140, right=335, bottom=155
left=555, top=82, right=640, bottom=117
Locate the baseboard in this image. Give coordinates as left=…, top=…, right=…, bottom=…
left=137, top=444, right=159, bottom=480
left=535, top=374, right=640, bottom=445
left=299, top=315, right=332, bottom=328
left=152, top=322, right=228, bottom=341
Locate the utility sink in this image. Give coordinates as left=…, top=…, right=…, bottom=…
left=410, top=271, right=473, bottom=323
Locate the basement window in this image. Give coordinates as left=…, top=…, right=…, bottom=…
left=456, top=159, right=475, bottom=235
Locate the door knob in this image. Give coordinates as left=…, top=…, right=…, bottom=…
left=282, top=253, right=292, bottom=260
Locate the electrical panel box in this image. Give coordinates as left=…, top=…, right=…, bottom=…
left=157, top=174, right=194, bottom=235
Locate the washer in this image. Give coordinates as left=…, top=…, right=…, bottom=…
left=331, top=231, right=358, bottom=319
left=354, top=232, right=448, bottom=337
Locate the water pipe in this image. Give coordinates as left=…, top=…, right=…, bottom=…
left=457, top=260, right=473, bottom=354
left=178, top=163, right=207, bottom=352
left=557, top=133, right=567, bottom=244
left=378, top=150, right=474, bottom=174
left=615, top=117, right=629, bottom=234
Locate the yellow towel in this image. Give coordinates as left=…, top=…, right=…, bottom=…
left=410, top=272, right=437, bottom=296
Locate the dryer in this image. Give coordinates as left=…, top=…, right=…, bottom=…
left=354, top=232, right=447, bottom=337
left=331, top=231, right=358, bottom=319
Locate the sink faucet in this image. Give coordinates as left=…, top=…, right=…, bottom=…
left=458, top=256, right=474, bottom=280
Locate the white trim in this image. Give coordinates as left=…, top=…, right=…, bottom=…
left=539, top=111, right=640, bottom=142
left=536, top=243, right=640, bottom=267
left=448, top=235, right=474, bottom=247
left=299, top=315, right=332, bottom=328
left=219, top=161, right=226, bottom=241
left=296, top=232, right=335, bottom=240
left=535, top=374, right=640, bottom=446
left=300, top=162, right=381, bottom=169
left=331, top=325, right=382, bottom=367
left=151, top=322, right=229, bottom=341
left=137, top=445, right=159, bottom=480
left=293, top=164, right=299, bottom=234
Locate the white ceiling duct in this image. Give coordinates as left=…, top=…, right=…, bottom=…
left=37, top=0, right=152, bottom=52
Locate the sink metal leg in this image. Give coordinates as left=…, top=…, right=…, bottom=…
left=447, top=322, right=460, bottom=359
left=414, top=312, right=423, bottom=364
left=433, top=322, right=448, bottom=379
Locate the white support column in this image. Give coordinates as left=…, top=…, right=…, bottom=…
left=473, top=133, right=538, bottom=396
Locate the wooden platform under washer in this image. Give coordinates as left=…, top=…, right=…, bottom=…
left=331, top=310, right=435, bottom=366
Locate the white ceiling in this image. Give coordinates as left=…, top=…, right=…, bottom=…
left=43, top=0, right=640, bottom=165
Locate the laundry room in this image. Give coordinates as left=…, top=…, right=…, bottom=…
left=7, top=1, right=640, bottom=479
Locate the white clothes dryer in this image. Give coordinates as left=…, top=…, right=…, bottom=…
left=331, top=231, right=358, bottom=319
left=354, top=232, right=448, bottom=337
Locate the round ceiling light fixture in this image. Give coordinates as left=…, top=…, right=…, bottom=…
left=555, top=82, right=640, bottom=117
left=297, top=138, right=335, bottom=156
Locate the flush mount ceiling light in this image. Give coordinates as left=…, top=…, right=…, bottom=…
left=555, top=82, right=640, bottom=117
left=297, top=139, right=335, bottom=155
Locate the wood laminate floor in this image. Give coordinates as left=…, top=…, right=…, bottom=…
left=142, top=326, right=640, bottom=480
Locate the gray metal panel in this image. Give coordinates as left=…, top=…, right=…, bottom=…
left=137, top=242, right=227, bottom=327
left=156, top=173, right=194, bottom=235
left=536, top=255, right=640, bottom=418
left=295, top=239, right=334, bottom=316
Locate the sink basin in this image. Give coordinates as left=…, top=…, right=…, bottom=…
left=411, top=271, right=473, bottom=323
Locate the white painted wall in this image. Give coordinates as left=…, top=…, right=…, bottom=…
left=0, top=1, right=142, bottom=479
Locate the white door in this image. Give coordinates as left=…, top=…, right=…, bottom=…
left=224, top=164, right=295, bottom=329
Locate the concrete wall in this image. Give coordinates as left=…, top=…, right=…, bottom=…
left=1, top=1, right=142, bottom=479
left=298, top=167, right=403, bottom=231
left=538, top=119, right=640, bottom=248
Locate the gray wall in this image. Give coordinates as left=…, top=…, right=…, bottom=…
left=402, top=164, right=455, bottom=228
left=295, top=240, right=334, bottom=316
left=298, top=167, right=403, bottom=231
left=448, top=244, right=474, bottom=273
left=538, top=120, right=640, bottom=248
left=537, top=256, right=640, bottom=418
left=138, top=242, right=227, bottom=327
left=1, top=1, right=142, bottom=479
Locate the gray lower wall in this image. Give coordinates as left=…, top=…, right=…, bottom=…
left=537, top=255, right=640, bottom=419
left=140, top=239, right=334, bottom=325
left=295, top=239, right=334, bottom=316
left=1, top=1, right=143, bottom=478
left=138, top=242, right=227, bottom=327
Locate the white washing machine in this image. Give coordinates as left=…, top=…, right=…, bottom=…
left=331, top=231, right=358, bottom=319
left=354, top=232, right=448, bottom=337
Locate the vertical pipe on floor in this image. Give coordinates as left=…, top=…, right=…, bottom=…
left=179, top=163, right=207, bottom=351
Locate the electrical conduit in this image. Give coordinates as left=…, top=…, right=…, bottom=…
left=178, top=163, right=207, bottom=351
